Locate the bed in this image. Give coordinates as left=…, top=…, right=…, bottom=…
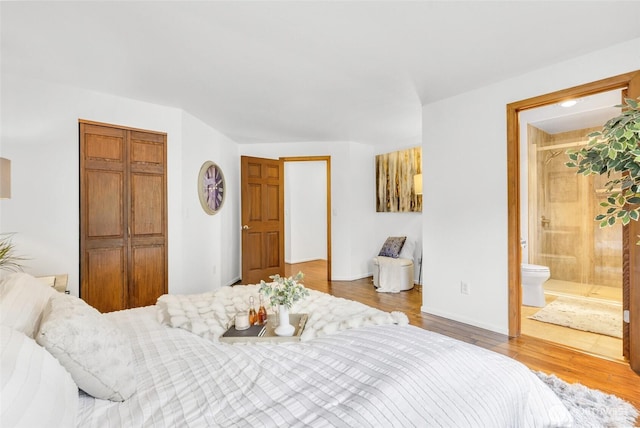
left=1, top=273, right=573, bottom=427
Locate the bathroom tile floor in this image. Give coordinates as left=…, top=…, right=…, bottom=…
left=521, top=279, right=624, bottom=362
left=543, top=279, right=622, bottom=302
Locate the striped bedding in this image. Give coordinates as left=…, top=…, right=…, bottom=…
left=77, top=306, right=572, bottom=427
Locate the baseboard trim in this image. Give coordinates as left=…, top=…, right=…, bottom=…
left=420, top=305, right=508, bottom=335
left=332, top=272, right=374, bottom=281
left=286, top=257, right=328, bottom=264
left=225, top=276, right=242, bottom=287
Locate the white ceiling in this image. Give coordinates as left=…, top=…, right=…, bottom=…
left=2, top=1, right=640, bottom=145
left=522, top=89, right=623, bottom=134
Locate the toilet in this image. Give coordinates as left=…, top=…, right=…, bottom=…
left=521, top=263, right=550, bottom=307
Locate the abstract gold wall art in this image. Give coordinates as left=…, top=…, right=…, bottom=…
left=375, top=146, right=422, bottom=212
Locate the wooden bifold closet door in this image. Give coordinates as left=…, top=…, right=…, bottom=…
left=79, top=121, right=168, bottom=313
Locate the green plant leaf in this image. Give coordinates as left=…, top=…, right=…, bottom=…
left=0, top=234, right=26, bottom=272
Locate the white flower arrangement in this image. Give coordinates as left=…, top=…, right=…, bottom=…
left=259, top=271, right=309, bottom=309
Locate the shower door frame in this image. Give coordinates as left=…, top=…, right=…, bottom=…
left=529, top=127, right=620, bottom=290
left=506, top=70, right=640, bottom=374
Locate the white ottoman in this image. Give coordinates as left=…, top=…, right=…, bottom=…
left=372, top=256, right=415, bottom=292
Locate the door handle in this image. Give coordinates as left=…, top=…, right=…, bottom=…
left=541, top=216, right=551, bottom=227
left=242, top=225, right=251, bottom=230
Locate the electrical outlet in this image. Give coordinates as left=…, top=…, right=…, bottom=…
left=460, top=281, right=470, bottom=295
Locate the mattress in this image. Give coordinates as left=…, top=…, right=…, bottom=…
left=77, top=306, right=572, bottom=427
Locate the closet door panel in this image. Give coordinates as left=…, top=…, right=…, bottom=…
left=128, top=129, right=167, bottom=309
left=131, top=173, right=164, bottom=236
left=129, top=244, right=166, bottom=308
left=86, top=170, right=124, bottom=238
left=130, top=133, right=164, bottom=166
left=84, top=247, right=126, bottom=313
left=80, top=123, right=128, bottom=312
left=84, top=126, right=124, bottom=162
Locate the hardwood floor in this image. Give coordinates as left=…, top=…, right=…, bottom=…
left=286, top=260, right=640, bottom=417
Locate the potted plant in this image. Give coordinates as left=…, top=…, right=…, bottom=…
left=259, top=271, right=309, bottom=336
left=0, top=233, right=25, bottom=272
left=566, top=97, right=640, bottom=242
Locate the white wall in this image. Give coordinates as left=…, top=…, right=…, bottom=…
left=180, top=111, right=240, bottom=293
left=0, top=73, right=240, bottom=296
left=347, top=141, right=380, bottom=278
left=284, top=161, right=327, bottom=263
left=421, top=37, right=640, bottom=334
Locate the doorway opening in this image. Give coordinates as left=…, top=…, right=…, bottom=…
left=506, top=70, right=640, bottom=373
left=281, top=156, right=332, bottom=285
left=519, top=89, right=624, bottom=361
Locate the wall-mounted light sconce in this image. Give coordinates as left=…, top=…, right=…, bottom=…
left=413, top=173, right=422, bottom=195
left=0, top=158, right=11, bottom=199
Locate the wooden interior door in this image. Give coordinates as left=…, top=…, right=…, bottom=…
left=80, top=121, right=167, bottom=313
left=128, top=130, right=168, bottom=308
left=241, top=156, right=285, bottom=284
left=80, top=123, right=127, bottom=312
left=624, top=72, right=640, bottom=372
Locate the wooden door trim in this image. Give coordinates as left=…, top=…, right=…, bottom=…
left=507, top=71, right=639, bottom=346
left=280, top=156, right=332, bottom=281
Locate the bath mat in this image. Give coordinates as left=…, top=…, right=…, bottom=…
left=528, top=296, right=622, bottom=338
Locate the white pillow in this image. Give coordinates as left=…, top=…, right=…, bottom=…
left=0, top=272, right=55, bottom=338
left=398, top=238, right=416, bottom=261
left=1, top=325, right=78, bottom=428
left=36, top=293, right=136, bottom=401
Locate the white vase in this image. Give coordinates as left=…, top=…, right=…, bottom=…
left=275, top=304, right=295, bottom=336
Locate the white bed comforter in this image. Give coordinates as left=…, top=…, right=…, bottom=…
left=77, top=306, right=572, bottom=427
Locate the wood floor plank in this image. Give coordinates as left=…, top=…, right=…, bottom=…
left=285, top=260, right=640, bottom=419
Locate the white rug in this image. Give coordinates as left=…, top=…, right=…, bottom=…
left=536, top=371, right=638, bottom=428
left=528, top=296, right=623, bottom=338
